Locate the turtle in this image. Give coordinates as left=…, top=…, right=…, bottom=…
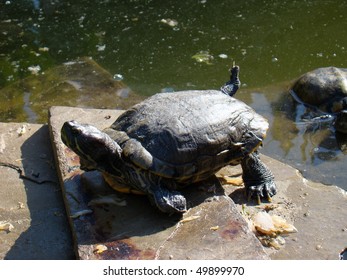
left=61, top=66, right=277, bottom=214
left=290, top=66, right=347, bottom=133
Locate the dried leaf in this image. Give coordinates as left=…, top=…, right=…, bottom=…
left=0, top=221, right=14, bottom=232
left=252, top=212, right=297, bottom=236
left=210, top=226, right=219, bottom=231
left=17, top=202, right=25, bottom=209
left=219, top=176, right=243, bottom=186
left=271, top=215, right=298, bottom=234
left=253, top=212, right=276, bottom=235
left=94, top=244, right=108, bottom=254
left=180, top=215, right=200, bottom=223
left=70, top=209, right=93, bottom=219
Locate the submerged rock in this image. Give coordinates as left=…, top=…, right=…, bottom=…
left=0, top=57, right=143, bottom=123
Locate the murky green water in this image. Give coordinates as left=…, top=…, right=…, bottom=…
left=1, top=0, right=347, bottom=189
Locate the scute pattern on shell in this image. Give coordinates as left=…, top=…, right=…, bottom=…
left=111, top=90, right=269, bottom=178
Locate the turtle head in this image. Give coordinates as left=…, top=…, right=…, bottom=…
left=61, top=121, right=122, bottom=172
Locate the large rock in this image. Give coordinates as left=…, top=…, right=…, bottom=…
left=49, top=106, right=269, bottom=260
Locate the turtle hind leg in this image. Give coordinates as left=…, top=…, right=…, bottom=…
left=240, top=151, right=277, bottom=204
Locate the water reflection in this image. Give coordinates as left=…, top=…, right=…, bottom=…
left=245, top=84, right=347, bottom=189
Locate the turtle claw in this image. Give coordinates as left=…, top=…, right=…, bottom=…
left=266, top=192, right=273, bottom=202
left=246, top=180, right=277, bottom=204
left=241, top=152, right=277, bottom=204
left=257, top=194, right=262, bottom=205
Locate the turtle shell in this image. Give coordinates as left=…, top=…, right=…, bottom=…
left=291, top=67, right=347, bottom=112
left=108, top=90, right=268, bottom=181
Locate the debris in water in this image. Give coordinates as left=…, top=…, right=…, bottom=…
left=96, top=44, right=106, bottom=51
left=39, top=47, right=49, bottom=52
left=160, top=18, right=178, bottom=27
left=28, top=65, right=41, bottom=75
left=113, top=74, right=124, bottom=81
left=192, top=51, right=214, bottom=65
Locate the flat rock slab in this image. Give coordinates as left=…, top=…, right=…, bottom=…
left=0, top=122, right=73, bottom=259
left=49, top=106, right=268, bottom=260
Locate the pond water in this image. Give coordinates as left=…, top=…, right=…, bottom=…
left=1, top=0, right=347, bottom=190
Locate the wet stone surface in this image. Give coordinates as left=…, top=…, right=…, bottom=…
left=49, top=106, right=269, bottom=260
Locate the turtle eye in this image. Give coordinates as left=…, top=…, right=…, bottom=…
left=70, top=125, right=87, bottom=137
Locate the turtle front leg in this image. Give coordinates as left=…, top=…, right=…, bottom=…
left=240, top=151, right=277, bottom=204
left=131, top=170, right=187, bottom=214
left=150, top=186, right=187, bottom=214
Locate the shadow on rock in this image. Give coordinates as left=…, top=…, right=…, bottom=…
left=5, top=126, right=74, bottom=260
left=65, top=171, right=224, bottom=245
